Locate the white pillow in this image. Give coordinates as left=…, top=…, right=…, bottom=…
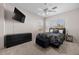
left=59, top=30, right=63, bottom=33
left=49, top=29, right=53, bottom=32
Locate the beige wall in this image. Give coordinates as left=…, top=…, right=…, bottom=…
left=4, top=4, right=43, bottom=43
left=4, top=4, right=43, bottom=35
left=46, top=8, right=79, bottom=43
left=0, top=4, right=4, bottom=49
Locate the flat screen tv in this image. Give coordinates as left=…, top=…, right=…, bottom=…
left=13, top=7, right=25, bottom=23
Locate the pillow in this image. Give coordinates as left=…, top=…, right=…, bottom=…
left=59, top=30, right=63, bottom=33
left=53, top=29, right=59, bottom=33
left=49, top=29, right=53, bottom=32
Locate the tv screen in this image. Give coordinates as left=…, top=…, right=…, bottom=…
left=13, top=7, right=25, bottom=23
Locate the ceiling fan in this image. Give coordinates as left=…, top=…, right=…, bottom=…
left=38, top=3, right=57, bottom=13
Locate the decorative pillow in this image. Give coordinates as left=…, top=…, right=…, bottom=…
left=53, top=29, right=59, bottom=33
left=59, top=30, right=63, bottom=33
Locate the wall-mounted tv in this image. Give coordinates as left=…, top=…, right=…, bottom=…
left=13, top=7, right=25, bottom=23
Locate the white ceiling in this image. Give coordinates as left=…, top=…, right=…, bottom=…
left=9, top=3, right=79, bottom=17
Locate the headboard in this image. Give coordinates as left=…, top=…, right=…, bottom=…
left=49, top=28, right=66, bottom=34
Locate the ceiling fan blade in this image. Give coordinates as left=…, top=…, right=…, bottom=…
left=48, top=10, right=56, bottom=12
left=52, top=6, right=57, bottom=9
left=38, top=8, right=43, bottom=11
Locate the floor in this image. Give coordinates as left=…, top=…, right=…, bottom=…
left=0, top=40, right=79, bottom=55
left=0, top=32, right=79, bottom=55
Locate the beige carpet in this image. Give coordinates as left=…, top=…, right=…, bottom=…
left=0, top=40, right=79, bottom=55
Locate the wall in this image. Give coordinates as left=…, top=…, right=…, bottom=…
left=4, top=4, right=43, bottom=42
left=0, top=4, right=4, bottom=49
left=46, top=8, right=79, bottom=43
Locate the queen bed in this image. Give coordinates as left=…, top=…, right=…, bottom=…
left=36, top=28, right=65, bottom=48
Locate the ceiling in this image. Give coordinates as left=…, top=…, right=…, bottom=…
left=8, top=3, right=79, bottom=17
